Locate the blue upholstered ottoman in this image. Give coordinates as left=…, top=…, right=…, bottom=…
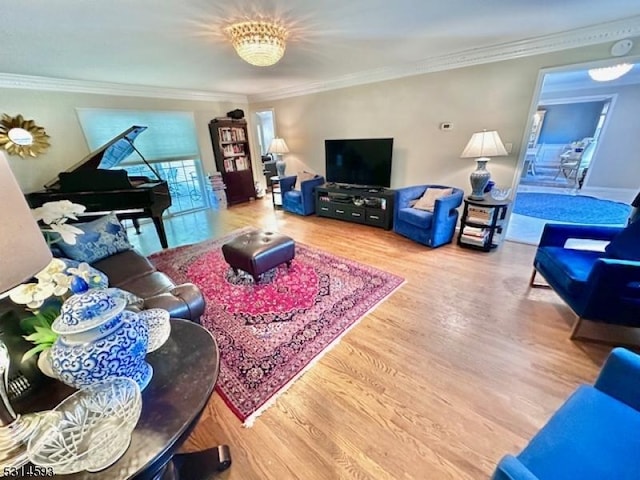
left=221, top=231, right=295, bottom=282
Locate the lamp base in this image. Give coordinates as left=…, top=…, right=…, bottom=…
left=0, top=413, right=44, bottom=469
left=275, top=159, right=286, bottom=177
left=469, top=158, right=491, bottom=200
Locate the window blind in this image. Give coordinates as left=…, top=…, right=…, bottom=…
left=76, top=108, right=200, bottom=163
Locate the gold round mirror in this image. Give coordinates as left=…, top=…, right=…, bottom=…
left=0, top=114, right=50, bottom=158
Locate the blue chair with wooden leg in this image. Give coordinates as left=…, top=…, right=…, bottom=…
left=530, top=221, right=640, bottom=340
left=492, top=347, right=640, bottom=479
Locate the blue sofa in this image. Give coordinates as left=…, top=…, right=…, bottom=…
left=393, top=185, right=464, bottom=248
left=531, top=222, right=640, bottom=337
left=493, top=347, right=640, bottom=480
left=280, top=174, right=325, bottom=216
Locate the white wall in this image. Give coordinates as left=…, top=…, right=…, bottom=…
left=250, top=39, right=640, bottom=196
left=0, top=89, right=246, bottom=192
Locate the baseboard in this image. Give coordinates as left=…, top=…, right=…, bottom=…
left=579, top=186, right=636, bottom=203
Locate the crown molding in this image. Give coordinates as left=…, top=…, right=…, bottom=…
left=1, top=16, right=639, bottom=104
left=0, top=73, right=248, bottom=104
left=249, top=16, right=640, bottom=103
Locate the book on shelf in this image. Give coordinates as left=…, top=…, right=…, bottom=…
left=236, top=156, right=248, bottom=170
left=462, top=226, right=487, bottom=238
left=218, top=128, right=233, bottom=143
left=230, top=127, right=246, bottom=142
left=466, top=216, right=492, bottom=225
left=223, top=158, right=235, bottom=172
left=468, top=205, right=493, bottom=217
left=460, top=234, right=488, bottom=247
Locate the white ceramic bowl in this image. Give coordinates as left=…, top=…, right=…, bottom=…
left=138, top=308, right=171, bottom=353
left=28, top=377, right=142, bottom=474
left=490, top=187, right=512, bottom=201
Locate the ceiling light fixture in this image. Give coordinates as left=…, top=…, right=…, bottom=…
left=588, top=63, right=633, bottom=82
left=225, top=21, right=289, bottom=67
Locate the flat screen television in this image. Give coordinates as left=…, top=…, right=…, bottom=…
left=324, top=138, right=393, bottom=188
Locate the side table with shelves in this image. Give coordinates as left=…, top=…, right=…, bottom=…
left=458, top=196, right=511, bottom=251
left=271, top=176, right=282, bottom=208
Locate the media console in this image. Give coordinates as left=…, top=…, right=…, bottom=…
left=315, top=184, right=396, bottom=230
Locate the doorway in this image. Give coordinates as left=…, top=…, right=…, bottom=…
left=254, top=109, right=277, bottom=192
left=506, top=57, right=640, bottom=245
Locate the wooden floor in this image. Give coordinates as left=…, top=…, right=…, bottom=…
left=129, top=199, right=612, bottom=479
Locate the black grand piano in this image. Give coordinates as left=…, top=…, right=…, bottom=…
left=26, top=126, right=172, bottom=248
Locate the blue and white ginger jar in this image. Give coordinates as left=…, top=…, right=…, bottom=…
left=49, top=288, right=152, bottom=390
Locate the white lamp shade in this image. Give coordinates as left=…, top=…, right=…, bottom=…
left=0, top=152, right=52, bottom=294
left=461, top=130, right=508, bottom=158
left=268, top=138, right=289, bottom=154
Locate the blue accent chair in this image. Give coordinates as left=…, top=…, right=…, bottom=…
left=530, top=223, right=640, bottom=338
left=280, top=174, right=325, bottom=216
left=393, top=185, right=464, bottom=248
left=493, top=347, right=640, bottom=480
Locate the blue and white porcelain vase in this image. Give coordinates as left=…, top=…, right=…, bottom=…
left=49, top=289, right=153, bottom=391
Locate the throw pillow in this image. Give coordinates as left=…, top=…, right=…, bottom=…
left=294, top=171, right=316, bottom=191
left=413, top=188, right=453, bottom=212
left=57, top=213, right=133, bottom=264
left=604, top=219, right=640, bottom=261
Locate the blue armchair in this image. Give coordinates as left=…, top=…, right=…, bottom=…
left=493, top=347, right=640, bottom=480
left=530, top=222, right=640, bottom=338
left=280, top=174, right=325, bottom=216
left=393, top=185, right=464, bottom=247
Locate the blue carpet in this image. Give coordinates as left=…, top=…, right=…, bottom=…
left=513, top=193, right=631, bottom=224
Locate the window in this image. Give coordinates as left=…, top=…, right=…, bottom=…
left=76, top=108, right=209, bottom=215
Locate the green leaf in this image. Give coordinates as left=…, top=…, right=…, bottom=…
left=19, top=306, right=59, bottom=334
left=21, top=344, right=51, bottom=363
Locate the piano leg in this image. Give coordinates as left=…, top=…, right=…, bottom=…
left=132, top=218, right=142, bottom=234
left=152, top=215, right=169, bottom=249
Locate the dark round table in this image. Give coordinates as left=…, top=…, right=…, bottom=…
left=20, top=319, right=230, bottom=479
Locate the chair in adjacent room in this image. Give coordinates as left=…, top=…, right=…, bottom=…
left=492, top=347, right=640, bottom=480
left=554, top=138, right=593, bottom=187
left=523, top=144, right=542, bottom=177
left=393, top=185, right=464, bottom=248
left=280, top=173, right=325, bottom=216
left=530, top=221, right=640, bottom=340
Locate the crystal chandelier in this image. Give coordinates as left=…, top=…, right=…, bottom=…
left=588, top=63, right=633, bottom=82
left=225, top=21, right=289, bottom=67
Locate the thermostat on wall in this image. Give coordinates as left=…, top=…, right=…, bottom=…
left=440, top=122, right=453, bottom=131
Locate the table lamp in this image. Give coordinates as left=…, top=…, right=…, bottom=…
left=460, top=130, right=508, bottom=200
left=268, top=138, right=289, bottom=177
left=0, top=151, right=52, bottom=468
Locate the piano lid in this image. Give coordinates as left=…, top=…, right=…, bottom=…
left=44, top=125, right=148, bottom=189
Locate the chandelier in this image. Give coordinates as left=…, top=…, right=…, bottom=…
left=225, top=21, right=289, bottom=67
left=588, top=63, right=633, bottom=82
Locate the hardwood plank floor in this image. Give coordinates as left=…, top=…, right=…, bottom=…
left=129, top=199, right=612, bottom=479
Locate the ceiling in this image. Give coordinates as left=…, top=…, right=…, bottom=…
left=543, top=62, right=640, bottom=93
left=2, top=0, right=640, bottom=101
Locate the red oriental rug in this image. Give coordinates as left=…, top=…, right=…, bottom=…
left=149, top=228, right=404, bottom=426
